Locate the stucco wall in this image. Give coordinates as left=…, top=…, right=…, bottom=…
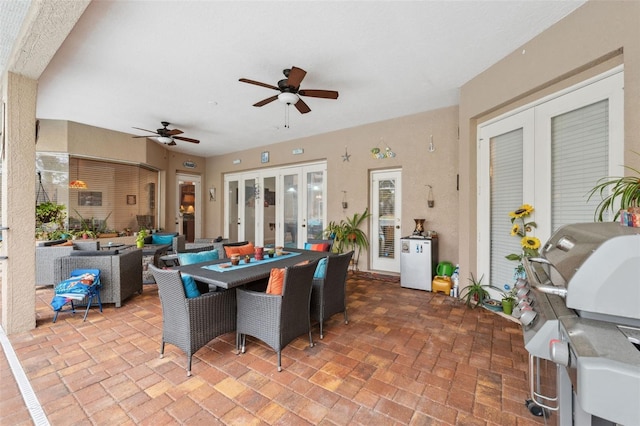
left=206, top=106, right=460, bottom=270
left=458, top=1, right=640, bottom=282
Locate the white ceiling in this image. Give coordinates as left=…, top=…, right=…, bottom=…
left=5, top=1, right=586, bottom=157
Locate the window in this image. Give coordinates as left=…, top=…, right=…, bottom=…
left=478, top=68, right=624, bottom=288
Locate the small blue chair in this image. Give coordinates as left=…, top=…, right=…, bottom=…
left=51, top=269, right=102, bottom=322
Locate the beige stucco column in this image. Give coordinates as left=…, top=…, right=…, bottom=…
left=1, top=72, right=37, bottom=334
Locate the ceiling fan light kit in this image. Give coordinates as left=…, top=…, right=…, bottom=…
left=278, top=92, right=299, bottom=105
left=157, top=136, right=173, bottom=144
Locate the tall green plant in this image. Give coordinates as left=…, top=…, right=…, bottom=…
left=324, top=208, right=371, bottom=259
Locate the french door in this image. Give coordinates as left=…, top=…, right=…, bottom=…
left=224, top=162, right=326, bottom=248
left=477, top=68, right=624, bottom=289
left=175, top=173, right=201, bottom=242
left=370, top=169, right=402, bottom=273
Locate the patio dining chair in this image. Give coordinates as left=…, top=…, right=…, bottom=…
left=236, top=259, right=319, bottom=371
left=149, top=265, right=236, bottom=376
left=310, top=251, right=353, bottom=339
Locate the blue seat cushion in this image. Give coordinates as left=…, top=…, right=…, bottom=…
left=152, top=234, right=175, bottom=245
left=181, top=274, right=200, bottom=298
left=314, top=257, right=328, bottom=279
left=177, top=249, right=219, bottom=266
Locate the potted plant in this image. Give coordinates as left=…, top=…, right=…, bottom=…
left=323, top=208, right=371, bottom=269
left=497, top=285, right=517, bottom=315
left=588, top=151, right=640, bottom=221
left=459, top=273, right=491, bottom=308
left=136, top=228, right=148, bottom=248
left=35, top=201, right=67, bottom=240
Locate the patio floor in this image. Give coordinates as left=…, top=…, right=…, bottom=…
left=1, top=272, right=555, bottom=425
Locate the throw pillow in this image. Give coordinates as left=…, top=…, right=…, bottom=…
left=177, top=249, right=219, bottom=266
left=224, top=242, right=255, bottom=258
left=152, top=234, right=175, bottom=245
left=265, top=267, right=286, bottom=295
left=181, top=274, right=200, bottom=298
left=304, top=242, right=331, bottom=252
left=314, top=257, right=328, bottom=279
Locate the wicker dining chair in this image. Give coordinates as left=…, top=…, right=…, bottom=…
left=236, top=259, right=319, bottom=372
left=311, top=251, right=353, bottom=339
left=149, top=265, right=236, bottom=376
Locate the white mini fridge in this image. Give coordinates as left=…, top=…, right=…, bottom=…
left=400, top=237, right=437, bottom=291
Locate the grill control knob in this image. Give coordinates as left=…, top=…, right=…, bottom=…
left=549, top=339, right=570, bottom=366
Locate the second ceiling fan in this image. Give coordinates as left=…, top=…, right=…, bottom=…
left=239, top=66, right=339, bottom=114
left=132, top=121, right=200, bottom=145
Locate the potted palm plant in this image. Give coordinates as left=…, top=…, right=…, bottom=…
left=324, top=208, right=371, bottom=269
left=136, top=228, right=148, bottom=248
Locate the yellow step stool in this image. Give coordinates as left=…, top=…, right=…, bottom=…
left=432, top=276, right=452, bottom=295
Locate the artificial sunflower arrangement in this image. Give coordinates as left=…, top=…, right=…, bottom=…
left=506, top=204, right=541, bottom=263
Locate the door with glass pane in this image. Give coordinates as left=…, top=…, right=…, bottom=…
left=371, top=169, right=401, bottom=273
left=280, top=163, right=326, bottom=248
left=176, top=173, right=201, bottom=243
left=478, top=69, right=623, bottom=288
left=224, top=175, right=258, bottom=244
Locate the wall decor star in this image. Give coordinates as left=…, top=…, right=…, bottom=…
left=342, top=146, right=351, bottom=162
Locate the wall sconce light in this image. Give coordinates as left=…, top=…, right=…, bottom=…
left=427, top=185, right=434, bottom=208
left=209, top=187, right=216, bottom=201
left=428, top=135, right=435, bottom=153
left=342, top=191, right=348, bottom=209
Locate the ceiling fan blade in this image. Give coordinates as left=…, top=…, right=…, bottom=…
left=132, top=135, right=154, bottom=138
left=294, top=98, right=311, bottom=114
left=167, top=128, right=183, bottom=136
left=253, top=95, right=279, bottom=107
left=287, top=66, right=307, bottom=88
left=298, top=89, right=339, bottom=99
left=239, top=78, right=279, bottom=91
left=132, top=127, right=159, bottom=135
left=173, top=136, right=200, bottom=144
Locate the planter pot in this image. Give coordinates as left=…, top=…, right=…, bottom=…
left=502, top=298, right=514, bottom=315
left=136, top=241, right=144, bottom=248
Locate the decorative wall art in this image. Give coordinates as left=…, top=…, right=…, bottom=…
left=78, top=191, right=102, bottom=206
left=127, top=195, right=136, bottom=205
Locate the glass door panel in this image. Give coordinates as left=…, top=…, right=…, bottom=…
left=244, top=178, right=256, bottom=243
left=283, top=173, right=298, bottom=248
left=262, top=176, right=277, bottom=247
left=306, top=171, right=324, bottom=239
left=226, top=180, right=239, bottom=242
left=371, top=169, right=401, bottom=272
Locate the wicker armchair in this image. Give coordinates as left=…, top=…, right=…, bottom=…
left=236, top=259, right=319, bottom=371
left=311, top=251, right=353, bottom=339
left=149, top=265, right=236, bottom=376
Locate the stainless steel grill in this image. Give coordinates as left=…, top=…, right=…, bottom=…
left=520, top=222, right=640, bottom=426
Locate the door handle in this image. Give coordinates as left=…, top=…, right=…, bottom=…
left=395, top=225, right=400, bottom=229
left=301, top=224, right=306, bottom=227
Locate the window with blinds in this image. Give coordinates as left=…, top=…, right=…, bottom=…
left=490, top=129, right=524, bottom=289
left=551, top=99, right=609, bottom=228
left=70, top=158, right=158, bottom=233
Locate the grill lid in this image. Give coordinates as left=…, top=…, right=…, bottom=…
left=526, top=222, right=640, bottom=321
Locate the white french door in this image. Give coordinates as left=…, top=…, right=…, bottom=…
left=224, top=161, right=326, bottom=248
left=370, top=169, right=402, bottom=273
left=478, top=68, right=624, bottom=289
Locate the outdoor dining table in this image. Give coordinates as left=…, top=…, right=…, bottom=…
left=174, top=248, right=328, bottom=290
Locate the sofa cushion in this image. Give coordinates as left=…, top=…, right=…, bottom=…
left=304, top=242, right=331, bottom=252
left=177, top=249, right=219, bottom=266
left=152, top=234, right=174, bottom=245
left=181, top=274, right=200, bottom=298
left=70, top=250, right=116, bottom=257
left=314, top=257, right=328, bottom=279
left=265, top=267, right=285, bottom=295
left=224, top=242, right=255, bottom=258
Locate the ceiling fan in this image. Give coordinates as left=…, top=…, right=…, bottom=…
left=132, top=121, right=200, bottom=145
left=239, top=66, right=339, bottom=114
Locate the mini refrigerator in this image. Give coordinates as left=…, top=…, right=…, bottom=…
left=400, top=237, right=437, bottom=291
